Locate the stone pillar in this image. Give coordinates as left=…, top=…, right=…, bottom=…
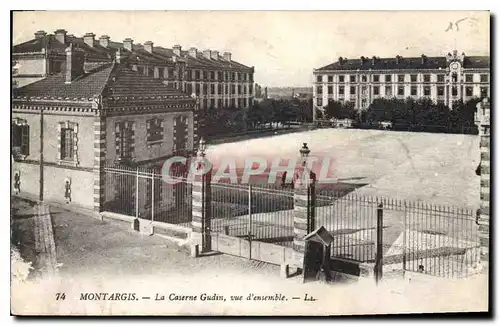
left=191, top=151, right=212, bottom=256
left=93, top=116, right=106, bottom=213
left=292, top=144, right=317, bottom=265
left=475, top=98, right=490, bottom=262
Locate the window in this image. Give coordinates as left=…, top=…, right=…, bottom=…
left=174, top=116, right=188, bottom=152
left=424, top=86, right=431, bottom=96
left=316, top=75, right=322, bottom=83
left=327, top=86, right=333, bottom=95
left=437, top=74, right=445, bottom=82
left=339, top=75, right=345, bottom=83
left=195, top=70, right=200, bottom=80
left=316, top=98, right=323, bottom=106
left=350, top=75, right=356, bottom=83
left=361, top=75, right=367, bottom=82
left=59, top=122, right=78, bottom=162
left=361, top=86, right=367, bottom=95
left=249, top=85, right=253, bottom=95
left=211, top=84, right=215, bottom=95
left=398, top=75, right=405, bottom=83
left=411, top=86, right=417, bottom=96
left=147, top=118, right=164, bottom=143
left=148, top=67, right=154, bottom=77
left=211, top=99, right=216, bottom=108
left=217, top=71, right=223, bottom=80
left=466, top=74, right=473, bottom=82
left=452, top=86, right=458, bottom=96
left=480, top=87, right=488, bottom=98
left=186, top=83, right=193, bottom=95
left=158, top=68, right=164, bottom=79
left=373, top=75, right=380, bottom=83
left=316, top=86, right=323, bottom=94
left=480, top=74, right=488, bottom=83
left=339, top=86, right=345, bottom=95
left=385, top=86, right=392, bottom=96
left=203, top=84, right=208, bottom=95
left=423, top=74, right=430, bottom=82
left=385, top=74, right=392, bottom=82
left=437, top=86, right=445, bottom=96
left=137, top=66, right=145, bottom=75
left=410, top=74, right=417, bottom=82
left=210, top=71, right=215, bottom=80
left=361, top=99, right=368, bottom=108
left=397, top=86, right=404, bottom=96
left=328, top=75, right=333, bottom=83
left=115, top=121, right=134, bottom=161
left=12, top=119, right=29, bottom=158
left=451, top=73, right=458, bottom=83
left=231, top=72, right=236, bottom=81
left=231, top=85, right=236, bottom=94
left=466, top=87, right=473, bottom=97
left=350, top=86, right=356, bottom=94
left=373, top=86, right=379, bottom=95
left=195, top=84, right=200, bottom=95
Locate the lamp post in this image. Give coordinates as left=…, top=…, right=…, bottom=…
left=39, top=106, right=44, bottom=202
left=299, top=142, right=310, bottom=167
left=197, top=137, right=206, bottom=158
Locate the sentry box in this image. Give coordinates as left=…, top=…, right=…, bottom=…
left=302, top=226, right=334, bottom=283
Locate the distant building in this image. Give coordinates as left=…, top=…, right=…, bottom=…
left=12, top=45, right=196, bottom=213
left=12, top=29, right=255, bottom=110
left=312, top=50, right=490, bottom=121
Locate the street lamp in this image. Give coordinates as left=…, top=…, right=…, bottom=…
left=299, top=142, right=310, bottom=166
left=198, top=137, right=207, bottom=157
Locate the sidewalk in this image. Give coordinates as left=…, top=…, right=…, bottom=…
left=12, top=201, right=489, bottom=315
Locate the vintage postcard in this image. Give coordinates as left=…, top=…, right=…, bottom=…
left=10, top=10, right=490, bottom=316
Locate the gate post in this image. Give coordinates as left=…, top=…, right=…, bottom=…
left=474, top=98, right=490, bottom=263
left=191, top=138, right=212, bottom=257
left=292, top=143, right=317, bottom=268
left=374, top=203, right=384, bottom=284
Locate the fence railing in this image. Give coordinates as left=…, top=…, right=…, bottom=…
left=101, top=163, right=480, bottom=279
left=210, top=181, right=295, bottom=247
left=315, top=191, right=479, bottom=278
left=103, top=164, right=192, bottom=228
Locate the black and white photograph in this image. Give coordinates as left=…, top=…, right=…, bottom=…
left=9, top=10, right=491, bottom=316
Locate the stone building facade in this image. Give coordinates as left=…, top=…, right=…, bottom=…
left=12, top=45, right=196, bottom=214
left=13, top=29, right=255, bottom=111
left=312, top=50, right=490, bottom=121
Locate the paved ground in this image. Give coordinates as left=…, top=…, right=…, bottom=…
left=11, top=201, right=488, bottom=315
left=206, top=129, right=480, bottom=208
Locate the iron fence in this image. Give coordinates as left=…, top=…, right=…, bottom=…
left=103, top=164, right=192, bottom=227
left=210, top=181, right=295, bottom=247
left=316, top=191, right=480, bottom=278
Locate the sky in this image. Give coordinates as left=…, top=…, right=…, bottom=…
left=12, top=11, right=490, bottom=87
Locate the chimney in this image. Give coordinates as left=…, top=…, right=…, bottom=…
left=372, top=56, right=377, bottom=65
left=65, top=44, right=85, bottom=84
left=210, top=50, right=219, bottom=60
left=54, top=29, right=67, bottom=44
left=99, top=35, right=110, bottom=48
left=396, top=55, right=401, bottom=64
left=144, top=41, right=154, bottom=53
left=338, top=56, right=343, bottom=64
left=223, top=52, right=232, bottom=61
left=34, top=30, right=46, bottom=39
left=123, top=38, right=133, bottom=51
left=203, top=49, right=211, bottom=60
left=115, top=48, right=122, bottom=64
left=83, top=33, right=95, bottom=47
left=421, top=54, right=427, bottom=64
left=173, top=45, right=182, bottom=56
left=188, top=47, right=198, bottom=57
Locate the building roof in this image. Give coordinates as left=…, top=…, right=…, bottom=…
left=316, top=55, right=490, bottom=71
left=13, top=31, right=253, bottom=71
left=13, top=61, right=195, bottom=103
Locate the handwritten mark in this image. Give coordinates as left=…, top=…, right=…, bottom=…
left=445, top=17, right=473, bottom=32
